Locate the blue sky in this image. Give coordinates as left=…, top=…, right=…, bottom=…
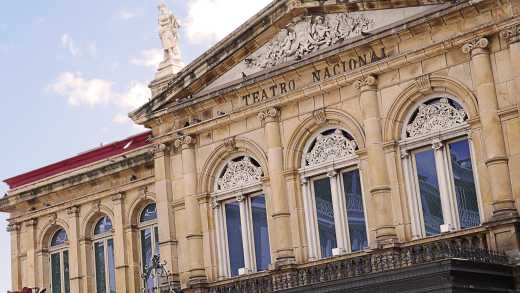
left=0, top=0, right=270, bottom=290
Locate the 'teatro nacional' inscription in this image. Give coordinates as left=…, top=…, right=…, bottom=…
left=242, top=80, right=296, bottom=106
left=241, top=48, right=389, bottom=106
left=312, top=48, right=388, bottom=83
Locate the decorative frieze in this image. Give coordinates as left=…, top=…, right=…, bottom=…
left=462, top=37, right=489, bottom=55
left=216, top=157, right=263, bottom=192
left=406, top=98, right=467, bottom=138
left=305, top=129, right=357, bottom=166
left=245, top=14, right=374, bottom=69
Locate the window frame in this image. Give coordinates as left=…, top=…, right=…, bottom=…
left=49, top=229, right=70, bottom=293
left=138, top=203, right=159, bottom=293
left=211, top=154, right=272, bottom=278
left=299, top=127, right=369, bottom=260
left=400, top=95, right=483, bottom=239
left=91, top=216, right=116, bottom=293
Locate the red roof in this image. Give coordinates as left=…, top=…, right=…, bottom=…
left=4, top=131, right=152, bottom=189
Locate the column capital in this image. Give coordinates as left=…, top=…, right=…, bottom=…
left=174, top=135, right=196, bottom=150
left=353, top=75, right=377, bottom=91
left=431, top=138, right=444, bottom=150
left=24, top=218, right=38, bottom=228
left=327, top=170, right=338, bottom=178
left=6, top=223, right=20, bottom=232
left=257, top=107, right=280, bottom=123
left=149, top=143, right=170, bottom=157
left=67, top=206, right=81, bottom=217
left=462, top=37, right=489, bottom=56
left=500, top=25, right=520, bottom=45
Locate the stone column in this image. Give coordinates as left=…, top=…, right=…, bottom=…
left=257, top=107, right=295, bottom=266
left=7, top=223, right=21, bottom=291
left=24, top=219, right=38, bottom=288
left=111, top=193, right=128, bottom=292
left=354, top=76, right=398, bottom=245
left=152, top=143, right=179, bottom=278
left=174, top=136, right=207, bottom=285
left=462, top=37, right=517, bottom=218
left=501, top=25, right=520, bottom=115
left=66, top=206, right=83, bottom=293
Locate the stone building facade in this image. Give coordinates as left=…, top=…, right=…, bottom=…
left=3, top=0, right=520, bottom=292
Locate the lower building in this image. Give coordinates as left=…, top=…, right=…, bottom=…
left=3, top=0, right=520, bottom=292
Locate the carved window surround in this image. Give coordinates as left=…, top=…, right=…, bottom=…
left=211, top=155, right=271, bottom=278
left=299, top=127, right=369, bottom=260
left=399, top=96, right=483, bottom=239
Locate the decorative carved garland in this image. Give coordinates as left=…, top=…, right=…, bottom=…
left=216, top=157, right=263, bottom=192
left=305, top=129, right=357, bottom=166
left=406, top=98, right=467, bottom=138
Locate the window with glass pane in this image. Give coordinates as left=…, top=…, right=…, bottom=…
left=139, top=203, right=159, bottom=292
left=342, top=170, right=367, bottom=251
left=313, top=177, right=336, bottom=258
left=251, top=195, right=271, bottom=271
left=95, top=242, right=107, bottom=293
left=449, top=139, right=480, bottom=229
left=50, top=229, right=69, bottom=293
left=93, top=216, right=116, bottom=293
left=414, top=149, right=444, bottom=236
left=225, top=201, right=245, bottom=276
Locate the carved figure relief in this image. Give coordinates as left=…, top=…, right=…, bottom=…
left=406, top=98, right=467, bottom=138
left=216, top=157, right=263, bottom=192
left=245, top=13, right=374, bottom=69
left=305, top=129, right=358, bottom=166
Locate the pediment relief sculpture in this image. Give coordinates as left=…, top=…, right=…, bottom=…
left=406, top=98, right=467, bottom=138
left=216, top=157, right=263, bottom=192
left=305, top=129, right=358, bottom=166
left=245, top=13, right=375, bottom=69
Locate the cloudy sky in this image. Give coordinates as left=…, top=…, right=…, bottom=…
left=0, top=0, right=271, bottom=290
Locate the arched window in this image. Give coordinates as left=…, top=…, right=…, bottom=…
left=300, top=128, right=368, bottom=260
left=50, top=228, right=70, bottom=293
left=212, top=155, right=271, bottom=277
left=139, top=203, right=159, bottom=292
left=92, top=216, right=116, bottom=293
left=400, top=97, right=481, bottom=238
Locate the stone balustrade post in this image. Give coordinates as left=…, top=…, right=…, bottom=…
left=257, top=107, right=296, bottom=266
left=354, top=75, right=398, bottom=246
left=462, top=37, right=518, bottom=218
left=174, top=136, right=207, bottom=285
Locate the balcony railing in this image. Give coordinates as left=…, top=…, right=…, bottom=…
left=208, top=230, right=509, bottom=293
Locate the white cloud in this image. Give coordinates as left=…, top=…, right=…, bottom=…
left=60, top=33, right=97, bottom=58
left=47, top=72, right=113, bottom=107
left=186, top=0, right=271, bottom=44
left=61, top=34, right=80, bottom=56
left=117, top=10, right=136, bottom=20
left=130, top=49, right=163, bottom=68
left=0, top=43, right=9, bottom=55
left=47, top=72, right=150, bottom=126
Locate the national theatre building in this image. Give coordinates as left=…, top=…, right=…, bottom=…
left=4, top=0, right=520, bottom=292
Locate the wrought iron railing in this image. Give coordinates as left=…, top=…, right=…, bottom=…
left=207, top=232, right=509, bottom=293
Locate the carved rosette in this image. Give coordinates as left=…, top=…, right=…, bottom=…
left=216, top=157, right=263, bottom=192
left=257, top=107, right=280, bottom=123
left=353, top=75, right=377, bottom=91
left=174, top=135, right=195, bottom=150
left=406, top=98, right=467, bottom=138
left=462, top=37, right=489, bottom=55
left=501, top=25, right=520, bottom=45
left=305, top=129, right=357, bottom=166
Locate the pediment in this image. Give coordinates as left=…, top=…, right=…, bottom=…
left=131, top=0, right=455, bottom=125
left=199, top=5, right=441, bottom=95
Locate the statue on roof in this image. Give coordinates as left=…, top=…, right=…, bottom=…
left=158, top=2, right=181, bottom=61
